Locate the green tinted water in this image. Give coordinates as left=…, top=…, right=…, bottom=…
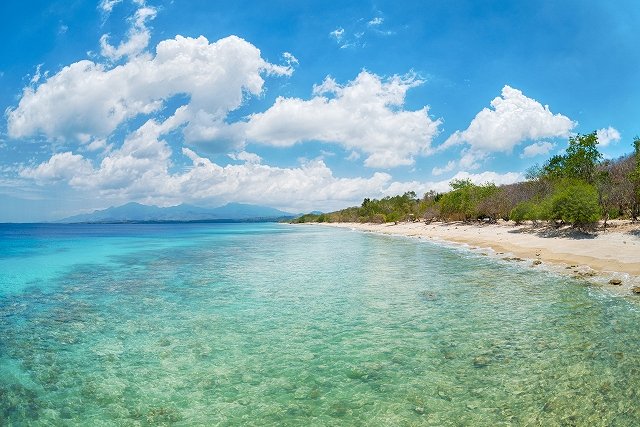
left=1, top=223, right=639, bottom=425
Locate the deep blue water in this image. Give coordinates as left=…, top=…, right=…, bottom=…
left=1, top=223, right=639, bottom=425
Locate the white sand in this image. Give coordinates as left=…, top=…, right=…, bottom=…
left=317, top=221, right=640, bottom=289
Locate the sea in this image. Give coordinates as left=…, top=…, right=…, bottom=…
left=1, top=222, right=639, bottom=425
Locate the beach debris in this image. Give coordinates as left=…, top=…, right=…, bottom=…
left=609, top=279, right=623, bottom=286
left=632, top=287, right=640, bottom=294
left=532, top=260, right=542, bottom=266
left=574, top=270, right=597, bottom=278
left=413, top=406, right=426, bottom=415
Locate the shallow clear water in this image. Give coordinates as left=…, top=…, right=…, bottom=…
left=1, top=223, right=639, bottom=426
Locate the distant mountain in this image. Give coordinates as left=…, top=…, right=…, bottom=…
left=58, top=202, right=295, bottom=223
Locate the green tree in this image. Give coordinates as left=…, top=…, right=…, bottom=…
left=548, top=180, right=600, bottom=229
left=542, top=131, right=602, bottom=183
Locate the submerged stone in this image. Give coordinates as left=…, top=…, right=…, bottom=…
left=473, top=355, right=491, bottom=368
left=609, top=279, right=622, bottom=286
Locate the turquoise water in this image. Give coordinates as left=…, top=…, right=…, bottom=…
left=1, top=223, right=639, bottom=425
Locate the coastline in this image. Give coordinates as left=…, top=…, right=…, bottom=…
left=316, top=220, right=640, bottom=292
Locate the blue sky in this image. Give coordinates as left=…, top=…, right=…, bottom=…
left=1, top=0, right=638, bottom=221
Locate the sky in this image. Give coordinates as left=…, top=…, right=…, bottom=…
left=0, top=0, right=638, bottom=221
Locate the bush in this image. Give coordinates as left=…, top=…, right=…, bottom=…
left=371, top=213, right=386, bottom=224
left=385, top=211, right=402, bottom=223
left=548, top=180, right=600, bottom=228
left=510, top=201, right=536, bottom=224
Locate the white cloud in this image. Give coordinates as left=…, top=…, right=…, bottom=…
left=99, top=0, right=123, bottom=14
left=30, top=64, right=45, bottom=85
left=8, top=4, right=522, bottom=215
left=86, top=138, right=110, bottom=152
left=432, top=160, right=455, bottom=176
left=444, top=86, right=576, bottom=153
left=20, top=145, right=396, bottom=212
left=7, top=35, right=291, bottom=148
left=237, top=71, right=442, bottom=168
left=596, top=126, right=621, bottom=146
left=521, top=141, right=554, bottom=158
left=100, top=6, right=157, bottom=61
left=99, top=0, right=143, bottom=14
left=20, top=152, right=93, bottom=183
left=228, top=151, right=262, bottom=164
left=368, top=17, right=384, bottom=26
left=346, top=151, right=361, bottom=161
left=21, top=147, right=523, bottom=213
left=329, top=28, right=344, bottom=41
left=283, top=52, right=298, bottom=66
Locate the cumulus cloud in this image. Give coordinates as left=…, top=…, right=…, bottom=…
left=521, top=141, right=554, bottom=158
left=20, top=152, right=93, bottom=184
left=237, top=71, right=442, bottom=168
left=596, top=126, right=621, bottom=146
left=8, top=4, right=522, bottom=214
left=20, top=145, right=395, bottom=212
left=228, top=151, right=262, bottom=164
left=21, top=143, right=523, bottom=213
left=444, top=86, right=575, bottom=153
left=432, top=160, right=455, bottom=176
left=7, top=35, right=291, bottom=148
left=368, top=17, right=384, bottom=26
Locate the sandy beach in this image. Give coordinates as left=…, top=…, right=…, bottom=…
left=320, top=220, right=640, bottom=289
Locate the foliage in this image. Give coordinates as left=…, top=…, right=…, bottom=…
left=541, top=132, right=602, bottom=183
left=439, top=180, right=499, bottom=221
left=547, top=180, right=601, bottom=228
left=509, top=201, right=540, bottom=224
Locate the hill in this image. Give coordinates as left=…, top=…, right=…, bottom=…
left=58, top=202, right=294, bottom=223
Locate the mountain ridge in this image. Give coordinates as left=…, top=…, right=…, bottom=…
left=57, top=202, right=295, bottom=223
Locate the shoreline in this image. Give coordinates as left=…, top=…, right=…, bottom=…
left=315, top=220, right=640, bottom=293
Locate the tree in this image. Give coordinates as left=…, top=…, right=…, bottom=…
left=439, top=180, right=500, bottom=221
left=563, top=131, right=602, bottom=183
left=548, top=180, right=600, bottom=229
left=542, top=132, right=602, bottom=184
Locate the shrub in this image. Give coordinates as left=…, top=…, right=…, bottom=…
left=548, top=180, right=600, bottom=228
left=371, top=213, right=386, bottom=224
left=509, top=201, right=535, bottom=224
